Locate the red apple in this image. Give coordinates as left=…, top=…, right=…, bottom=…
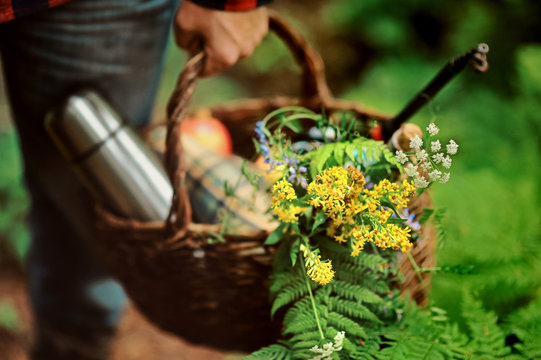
left=181, top=109, right=233, bottom=156
left=370, top=125, right=383, bottom=141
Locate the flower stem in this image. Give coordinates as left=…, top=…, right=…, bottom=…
left=406, top=251, right=430, bottom=298
left=304, top=263, right=325, bottom=340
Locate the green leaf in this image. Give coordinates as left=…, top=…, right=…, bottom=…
left=345, top=143, right=357, bottom=162
left=290, top=238, right=301, bottom=267
left=333, top=142, right=347, bottom=165
left=207, top=232, right=226, bottom=244
left=418, top=208, right=435, bottom=225
left=243, top=343, right=291, bottom=360
left=223, top=180, right=235, bottom=197
left=380, top=199, right=400, bottom=216
left=303, top=206, right=313, bottom=226
left=283, top=119, right=303, bottom=132
left=422, top=130, right=431, bottom=151
left=252, top=138, right=261, bottom=153
left=386, top=217, right=406, bottom=225
left=265, top=223, right=287, bottom=245
left=327, top=311, right=367, bottom=338
left=311, top=211, right=327, bottom=234
left=313, top=144, right=334, bottom=177
left=291, top=222, right=301, bottom=236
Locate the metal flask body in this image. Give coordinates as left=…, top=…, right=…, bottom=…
left=45, top=91, right=173, bottom=221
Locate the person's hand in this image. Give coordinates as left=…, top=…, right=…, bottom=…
left=174, top=1, right=269, bottom=77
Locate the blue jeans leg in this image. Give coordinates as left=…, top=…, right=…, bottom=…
left=0, top=0, right=179, bottom=358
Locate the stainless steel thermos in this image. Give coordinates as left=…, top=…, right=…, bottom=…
left=45, top=91, right=173, bottom=221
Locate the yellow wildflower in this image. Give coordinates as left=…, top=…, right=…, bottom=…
left=271, top=178, right=304, bottom=224
left=307, top=167, right=416, bottom=257
left=272, top=178, right=297, bottom=202
left=401, top=179, right=416, bottom=197
left=350, top=226, right=372, bottom=256
left=373, top=230, right=392, bottom=250
left=300, top=244, right=335, bottom=285
left=374, top=208, right=393, bottom=223
left=272, top=205, right=304, bottom=223
left=387, top=224, right=413, bottom=252
left=307, top=166, right=367, bottom=222
left=306, top=259, right=335, bottom=285
left=364, top=195, right=380, bottom=212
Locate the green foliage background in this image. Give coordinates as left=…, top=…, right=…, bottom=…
left=1, top=0, right=540, bottom=355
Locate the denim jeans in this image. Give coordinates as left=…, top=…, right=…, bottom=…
left=0, top=0, right=178, bottom=358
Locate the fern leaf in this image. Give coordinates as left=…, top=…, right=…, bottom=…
left=291, top=348, right=316, bottom=360
left=283, top=307, right=319, bottom=335
left=461, top=292, right=511, bottom=357
left=243, top=344, right=291, bottom=360
left=290, top=330, right=322, bottom=343
left=327, top=311, right=367, bottom=338
left=292, top=340, right=320, bottom=351
left=330, top=281, right=384, bottom=304
left=327, top=298, right=382, bottom=324
left=378, top=332, right=447, bottom=360
left=333, top=142, right=347, bottom=165
left=506, top=298, right=541, bottom=359
left=271, top=278, right=312, bottom=317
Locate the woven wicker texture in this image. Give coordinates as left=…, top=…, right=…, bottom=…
left=94, top=11, right=435, bottom=351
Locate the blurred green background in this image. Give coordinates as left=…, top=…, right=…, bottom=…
left=1, top=0, right=540, bottom=351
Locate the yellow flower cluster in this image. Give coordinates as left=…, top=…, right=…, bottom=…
left=308, top=166, right=416, bottom=256
left=300, top=244, right=335, bottom=285
left=272, top=205, right=304, bottom=224
left=271, top=179, right=303, bottom=223
left=307, top=166, right=365, bottom=220
left=367, top=178, right=416, bottom=210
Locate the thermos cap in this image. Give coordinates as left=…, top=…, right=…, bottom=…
left=45, top=90, right=123, bottom=161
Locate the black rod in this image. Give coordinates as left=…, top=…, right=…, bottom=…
left=382, top=43, right=489, bottom=141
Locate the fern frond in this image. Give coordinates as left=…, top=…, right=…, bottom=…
left=327, top=311, right=367, bottom=338
left=283, top=305, right=320, bottom=335
left=283, top=297, right=311, bottom=325
left=377, top=332, right=449, bottom=360
left=461, top=292, right=511, bottom=358
left=330, top=280, right=385, bottom=304
left=327, top=298, right=382, bottom=324
left=512, top=326, right=541, bottom=360
left=271, top=278, right=314, bottom=317
left=290, top=330, right=322, bottom=343
left=243, top=343, right=291, bottom=360
left=291, top=347, right=316, bottom=360
left=506, top=297, right=541, bottom=359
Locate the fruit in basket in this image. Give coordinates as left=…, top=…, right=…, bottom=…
left=370, top=125, right=383, bottom=140
left=181, top=109, right=233, bottom=155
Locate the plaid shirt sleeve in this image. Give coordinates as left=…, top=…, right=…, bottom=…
left=189, top=0, right=272, bottom=11
left=0, top=0, right=69, bottom=23
left=0, top=0, right=270, bottom=23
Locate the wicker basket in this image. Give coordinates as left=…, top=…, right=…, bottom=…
left=93, top=11, right=435, bottom=351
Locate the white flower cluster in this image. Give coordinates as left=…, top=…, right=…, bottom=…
left=395, top=123, right=458, bottom=188
left=309, top=331, right=345, bottom=360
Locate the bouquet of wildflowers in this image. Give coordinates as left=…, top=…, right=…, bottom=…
left=255, top=107, right=458, bottom=284
left=246, top=107, right=460, bottom=360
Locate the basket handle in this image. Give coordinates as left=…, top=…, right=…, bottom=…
left=163, top=51, right=203, bottom=232
left=164, top=11, right=391, bottom=231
